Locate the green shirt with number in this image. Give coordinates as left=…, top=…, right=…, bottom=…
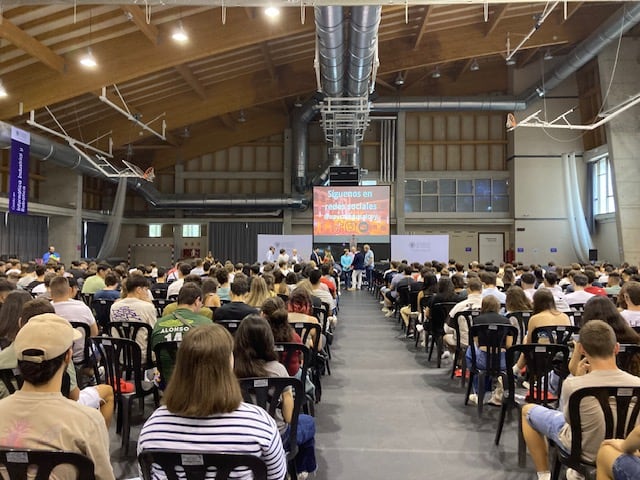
left=151, top=308, right=212, bottom=386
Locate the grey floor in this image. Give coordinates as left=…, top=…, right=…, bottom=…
left=109, top=289, right=534, bottom=479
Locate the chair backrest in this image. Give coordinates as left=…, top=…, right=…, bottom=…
left=274, top=342, right=310, bottom=384
left=152, top=341, right=181, bottom=390
left=430, top=302, right=458, bottom=333
left=531, top=324, right=580, bottom=345
left=505, top=344, right=570, bottom=407
left=0, top=449, right=95, bottom=480
left=151, top=288, right=166, bottom=300
left=90, top=298, right=115, bottom=332
left=207, top=306, right=217, bottom=317
left=215, top=319, right=241, bottom=336
left=69, top=322, right=92, bottom=368
left=290, top=322, right=322, bottom=356
left=616, top=344, right=640, bottom=375
left=238, top=377, right=304, bottom=461
left=91, top=336, right=145, bottom=396
left=138, top=449, right=267, bottom=480
left=451, top=310, right=479, bottom=348
left=152, top=298, right=171, bottom=317
left=168, top=295, right=178, bottom=302
left=570, top=303, right=586, bottom=313
left=505, top=311, right=532, bottom=344
left=565, top=386, right=640, bottom=467
left=106, top=321, right=154, bottom=366
left=396, top=285, right=411, bottom=307
left=468, top=324, right=518, bottom=374
left=80, top=293, right=93, bottom=307
left=0, top=368, right=23, bottom=397
left=277, top=293, right=290, bottom=303
left=408, top=290, right=420, bottom=312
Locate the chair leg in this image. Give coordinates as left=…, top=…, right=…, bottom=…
left=477, top=373, right=485, bottom=417
left=550, top=446, right=562, bottom=480
left=436, top=337, right=443, bottom=368
left=122, top=397, right=133, bottom=456
left=464, top=373, right=473, bottom=405
left=115, top=396, right=123, bottom=434
left=494, top=402, right=508, bottom=445
left=450, top=350, right=459, bottom=379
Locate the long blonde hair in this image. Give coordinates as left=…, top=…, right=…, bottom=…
left=246, top=277, right=271, bottom=307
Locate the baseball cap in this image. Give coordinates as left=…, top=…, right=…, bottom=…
left=14, top=313, right=82, bottom=364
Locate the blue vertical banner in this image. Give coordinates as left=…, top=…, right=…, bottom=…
left=9, top=127, right=30, bottom=215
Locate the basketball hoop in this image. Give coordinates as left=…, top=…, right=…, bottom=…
left=143, top=167, right=155, bottom=182
left=506, top=113, right=517, bottom=129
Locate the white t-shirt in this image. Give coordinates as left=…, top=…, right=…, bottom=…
left=621, top=309, right=640, bottom=327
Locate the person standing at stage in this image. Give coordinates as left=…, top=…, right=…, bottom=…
left=350, top=246, right=365, bottom=291
left=266, top=246, right=276, bottom=263
left=42, top=245, right=60, bottom=264
left=341, top=248, right=353, bottom=290
left=310, top=248, right=322, bottom=266
left=363, top=244, right=375, bottom=288
left=290, top=249, right=301, bottom=264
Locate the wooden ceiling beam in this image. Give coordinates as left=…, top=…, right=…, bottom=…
left=454, top=58, right=473, bottom=82
left=0, top=15, right=65, bottom=73
left=379, top=10, right=602, bottom=75
left=413, top=6, right=433, bottom=50
left=261, top=43, right=278, bottom=82
left=174, top=64, right=207, bottom=100
left=518, top=47, right=541, bottom=69
left=219, top=113, right=237, bottom=131
left=92, top=60, right=315, bottom=148
left=120, top=5, right=159, bottom=45
left=485, top=4, right=508, bottom=37
left=153, top=109, right=288, bottom=171
left=0, top=8, right=313, bottom=120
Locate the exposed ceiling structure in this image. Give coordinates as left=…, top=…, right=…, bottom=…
left=0, top=1, right=637, bottom=179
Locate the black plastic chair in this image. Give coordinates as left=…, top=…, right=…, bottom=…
left=464, top=323, right=518, bottom=416
left=395, top=285, right=411, bottom=326
left=291, top=322, right=326, bottom=399
left=152, top=340, right=181, bottom=390
left=106, top=321, right=154, bottom=367
left=277, top=293, right=290, bottom=303
left=550, top=386, right=640, bottom=480
left=505, top=310, right=532, bottom=344
left=0, top=368, right=22, bottom=396
left=494, top=343, right=570, bottom=467
left=427, top=302, right=458, bottom=367
left=152, top=298, right=171, bottom=318
left=91, top=336, right=159, bottom=455
left=215, top=319, right=241, bottom=336
left=138, top=449, right=267, bottom=480
left=531, top=324, right=580, bottom=345
left=275, top=342, right=314, bottom=415
left=90, top=298, right=115, bottom=332
left=616, top=343, right=640, bottom=375
left=69, top=321, right=93, bottom=371
left=0, top=449, right=95, bottom=480
left=80, top=293, right=93, bottom=307
left=238, top=376, right=304, bottom=477
left=450, top=310, right=479, bottom=384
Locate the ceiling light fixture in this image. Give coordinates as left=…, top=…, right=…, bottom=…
left=80, top=47, right=97, bottom=68
left=470, top=58, right=480, bottom=71
left=543, top=48, right=553, bottom=61
left=172, top=22, right=189, bottom=43
left=264, top=6, right=280, bottom=17
left=394, top=72, right=405, bottom=86
left=506, top=57, right=517, bottom=66
left=431, top=67, right=441, bottom=79
left=80, top=10, right=97, bottom=68
left=0, top=80, right=7, bottom=98
left=237, top=110, right=247, bottom=123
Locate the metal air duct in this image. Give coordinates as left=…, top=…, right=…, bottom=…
left=346, top=6, right=381, bottom=98
left=0, top=121, right=307, bottom=211
left=292, top=96, right=322, bottom=193
left=314, top=6, right=345, bottom=97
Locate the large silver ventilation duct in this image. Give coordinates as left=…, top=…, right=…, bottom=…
left=292, top=96, right=322, bottom=193
left=522, top=2, right=640, bottom=104
left=0, top=121, right=307, bottom=211
left=372, top=96, right=527, bottom=112
left=346, top=6, right=381, bottom=98
left=315, top=6, right=345, bottom=97
left=130, top=180, right=307, bottom=211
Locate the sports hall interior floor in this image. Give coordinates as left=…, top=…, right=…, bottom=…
left=109, top=290, right=532, bottom=479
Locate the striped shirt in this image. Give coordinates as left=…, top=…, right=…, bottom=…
left=137, top=403, right=287, bottom=480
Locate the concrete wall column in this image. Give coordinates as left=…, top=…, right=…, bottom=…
left=599, top=38, right=640, bottom=263
left=395, top=111, right=406, bottom=234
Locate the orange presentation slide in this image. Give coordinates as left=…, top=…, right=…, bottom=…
left=313, top=186, right=390, bottom=243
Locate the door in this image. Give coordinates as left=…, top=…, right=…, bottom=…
left=478, top=233, right=504, bottom=265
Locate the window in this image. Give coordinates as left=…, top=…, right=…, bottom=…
left=403, top=177, right=509, bottom=213
left=149, top=224, right=162, bottom=238
left=182, top=224, right=201, bottom=238
left=593, top=157, right=615, bottom=215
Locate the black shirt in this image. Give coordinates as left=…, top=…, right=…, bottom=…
left=213, top=301, right=259, bottom=321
